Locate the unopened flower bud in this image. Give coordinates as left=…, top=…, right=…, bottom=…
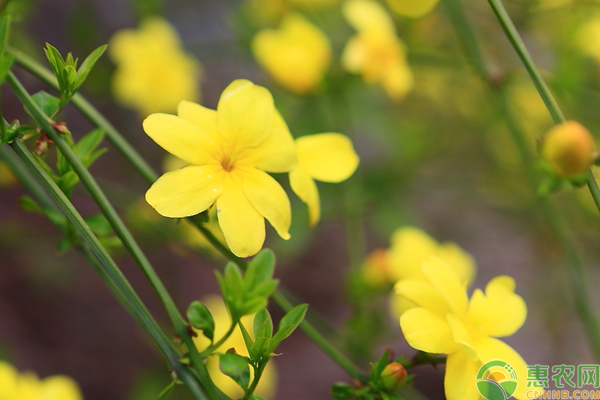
left=360, top=248, right=391, bottom=288
left=380, top=362, right=407, bottom=392
left=542, top=120, right=596, bottom=177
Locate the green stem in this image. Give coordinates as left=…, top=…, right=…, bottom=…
left=243, top=363, right=266, bottom=400
left=5, top=71, right=220, bottom=392
left=445, top=0, right=600, bottom=360
left=8, top=139, right=209, bottom=400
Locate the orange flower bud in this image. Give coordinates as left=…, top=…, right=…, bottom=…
left=542, top=120, right=596, bottom=176
left=380, top=362, right=407, bottom=392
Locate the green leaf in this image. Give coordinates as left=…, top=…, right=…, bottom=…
left=0, top=15, right=11, bottom=58
left=249, top=396, right=266, bottom=400
left=85, top=214, right=112, bottom=236
left=30, top=91, right=60, bottom=118
left=65, top=64, right=77, bottom=86
left=56, top=170, right=79, bottom=198
left=241, top=297, right=268, bottom=317
left=253, top=308, right=273, bottom=341
left=380, top=392, right=404, bottom=400
left=42, top=207, right=66, bottom=227
left=73, top=44, right=107, bottom=90
left=270, top=304, right=308, bottom=352
left=330, top=382, right=355, bottom=400
left=18, top=195, right=42, bottom=213
left=371, top=350, right=392, bottom=381
left=158, top=381, right=175, bottom=400
left=219, top=353, right=250, bottom=390
left=238, top=321, right=254, bottom=355
left=57, top=236, right=74, bottom=254
left=74, top=128, right=104, bottom=159
left=569, top=172, right=588, bottom=187
left=44, top=43, right=66, bottom=83
left=186, top=301, right=215, bottom=342
left=82, top=148, right=107, bottom=168
left=248, top=279, right=279, bottom=299
left=245, top=249, right=275, bottom=292
left=0, top=53, right=15, bottom=84
left=249, top=337, right=270, bottom=361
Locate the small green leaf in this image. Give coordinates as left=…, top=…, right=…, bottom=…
left=245, top=249, right=275, bottom=292
left=73, top=44, right=107, bottom=90
left=65, top=64, right=77, bottom=86
left=330, top=382, right=355, bottom=400
left=253, top=308, right=273, bottom=341
left=56, top=170, right=79, bottom=198
left=57, top=236, right=74, bottom=254
left=30, top=91, right=60, bottom=118
left=241, top=297, right=268, bottom=317
left=249, top=337, right=270, bottom=361
left=186, top=301, right=215, bottom=342
left=371, top=350, right=392, bottom=381
left=0, top=15, right=11, bottom=58
left=82, top=148, right=107, bottom=168
left=270, top=304, right=308, bottom=352
left=0, top=53, right=15, bottom=84
left=42, top=207, right=66, bottom=227
left=380, top=392, right=404, bottom=400
left=19, top=195, right=42, bottom=213
left=85, top=214, right=112, bottom=236
left=74, top=128, right=104, bottom=159
left=44, top=43, right=66, bottom=82
left=249, top=396, right=266, bottom=400
left=237, top=321, right=254, bottom=355
left=158, top=381, right=175, bottom=400
left=248, top=279, right=279, bottom=299
left=569, top=172, right=588, bottom=187
left=219, top=353, right=250, bottom=390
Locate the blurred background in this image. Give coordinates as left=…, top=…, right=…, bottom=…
left=1, top=0, right=600, bottom=399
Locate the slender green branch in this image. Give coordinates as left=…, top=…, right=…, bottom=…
left=445, top=0, right=600, bottom=360
left=8, top=139, right=209, bottom=400
left=243, top=363, right=266, bottom=400
left=198, top=321, right=238, bottom=359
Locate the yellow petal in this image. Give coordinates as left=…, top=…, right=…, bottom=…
left=241, top=167, right=291, bottom=240
left=394, top=279, right=451, bottom=316
left=177, top=100, right=223, bottom=142
left=474, top=336, right=531, bottom=400
left=385, top=0, right=440, bottom=18
left=0, top=361, right=18, bottom=398
left=217, top=173, right=265, bottom=257
left=295, top=133, right=359, bottom=183
left=217, top=80, right=274, bottom=148
left=422, top=256, right=469, bottom=317
left=240, top=110, right=298, bottom=173
left=289, top=166, right=320, bottom=226
left=381, top=59, right=414, bottom=100
left=39, top=376, right=83, bottom=400
left=146, top=164, right=224, bottom=218
left=143, top=114, right=216, bottom=165
left=343, top=0, right=396, bottom=36
left=444, top=351, right=482, bottom=400
left=468, top=276, right=527, bottom=338
left=447, top=314, right=477, bottom=360
left=400, top=307, right=458, bottom=354
left=341, top=36, right=368, bottom=73
left=435, top=242, right=477, bottom=287
left=387, top=226, right=438, bottom=281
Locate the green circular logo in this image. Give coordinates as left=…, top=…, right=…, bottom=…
left=475, top=360, right=518, bottom=400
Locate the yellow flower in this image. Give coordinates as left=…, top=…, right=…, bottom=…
left=289, top=133, right=359, bottom=226
left=384, top=0, right=439, bottom=18
left=397, top=258, right=533, bottom=400
left=541, top=120, right=596, bottom=177
left=288, top=0, right=340, bottom=8
left=109, top=17, right=201, bottom=115
left=0, top=361, right=83, bottom=400
left=252, top=13, right=331, bottom=94
left=192, top=295, right=277, bottom=399
left=144, top=79, right=297, bottom=257
left=341, top=0, right=413, bottom=100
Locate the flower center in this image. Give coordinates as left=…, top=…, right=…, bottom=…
left=221, top=153, right=237, bottom=172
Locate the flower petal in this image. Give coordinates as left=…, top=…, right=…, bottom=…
left=240, top=110, right=298, bottom=173
left=447, top=313, right=477, bottom=360
left=435, top=241, right=477, bottom=287
left=177, top=100, right=223, bottom=142
left=289, top=166, right=320, bottom=226
left=343, top=0, right=396, bottom=35
left=295, top=133, right=359, bottom=182
left=394, top=279, right=450, bottom=316
left=241, top=167, right=291, bottom=240
left=40, top=376, right=83, bottom=400
left=468, top=276, right=527, bottom=338
left=216, top=173, right=265, bottom=257
left=422, top=256, right=469, bottom=317
left=400, top=307, right=458, bottom=354
left=387, top=226, right=439, bottom=281
left=474, top=336, right=532, bottom=400
left=217, top=80, right=274, bottom=148
left=444, top=351, right=481, bottom=400
left=143, top=113, right=216, bottom=165
left=146, top=164, right=224, bottom=218
left=381, top=58, right=413, bottom=100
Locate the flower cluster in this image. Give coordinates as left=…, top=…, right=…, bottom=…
left=109, top=17, right=201, bottom=115
left=0, top=361, right=83, bottom=400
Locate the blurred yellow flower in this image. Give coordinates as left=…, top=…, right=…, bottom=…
left=341, top=0, right=413, bottom=100
left=576, top=15, right=600, bottom=63
left=288, top=0, right=340, bottom=8
left=541, top=120, right=596, bottom=177
left=109, top=17, right=201, bottom=116
left=289, top=133, right=359, bottom=226
left=398, top=258, right=534, bottom=400
left=144, top=80, right=297, bottom=257
left=252, top=13, right=331, bottom=94
left=385, top=0, right=439, bottom=18
left=0, top=361, right=83, bottom=400
left=384, top=226, right=476, bottom=316
left=192, top=295, right=277, bottom=399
